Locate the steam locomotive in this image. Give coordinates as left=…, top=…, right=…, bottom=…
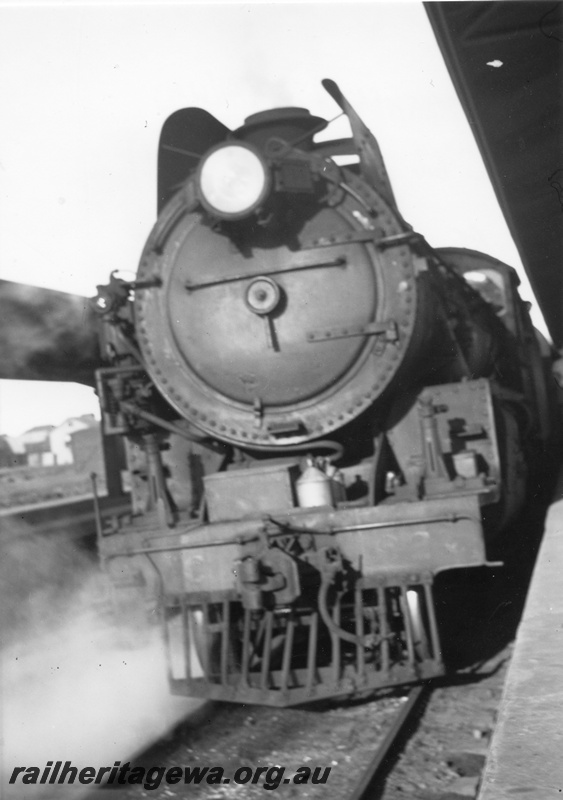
left=85, top=80, right=552, bottom=706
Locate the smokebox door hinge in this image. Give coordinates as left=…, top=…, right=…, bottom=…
left=306, top=319, right=398, bottom=343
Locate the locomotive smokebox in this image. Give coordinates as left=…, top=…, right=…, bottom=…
left=134, top=99, right=500, bottom=451
left=135, top=164, right=435, bottom=447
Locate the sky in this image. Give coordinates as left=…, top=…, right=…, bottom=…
left=0, top=1, right=548, bottom=438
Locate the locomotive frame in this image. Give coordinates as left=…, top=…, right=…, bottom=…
left=93, top=80, right=553, bottom=706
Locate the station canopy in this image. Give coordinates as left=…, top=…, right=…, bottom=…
left=426, top=2, right=563, bottom=347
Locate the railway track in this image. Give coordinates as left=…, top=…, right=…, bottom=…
left=81, top=685, right=431, bottom=799
left=348, top=686, right=427, bottom=800
left=82, top=650, right=508, bottom=799
left=78, top=658, right=505, bottom=799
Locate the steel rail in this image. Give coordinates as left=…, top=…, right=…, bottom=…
left=348, top=685, right=427, bottom=800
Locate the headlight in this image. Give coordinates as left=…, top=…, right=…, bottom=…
left=198, top=143, right=271, bottom=219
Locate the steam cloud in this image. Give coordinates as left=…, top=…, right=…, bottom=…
left=0, top=520, right=202, bottom=799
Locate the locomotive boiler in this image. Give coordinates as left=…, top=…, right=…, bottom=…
left=93, top=80, right=552, bottom=706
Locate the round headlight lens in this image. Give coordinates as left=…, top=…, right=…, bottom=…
left=198, top=143, right=270, bottom=218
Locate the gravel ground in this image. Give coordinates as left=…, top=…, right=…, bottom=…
left=94, top=690, right=417, bottom=799
left=90, top=650, right=509, bottom=800
left=381, top=652, right=509, bottom=799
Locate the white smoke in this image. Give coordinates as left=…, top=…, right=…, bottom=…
left=0, top=523, right=203, bottom=799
